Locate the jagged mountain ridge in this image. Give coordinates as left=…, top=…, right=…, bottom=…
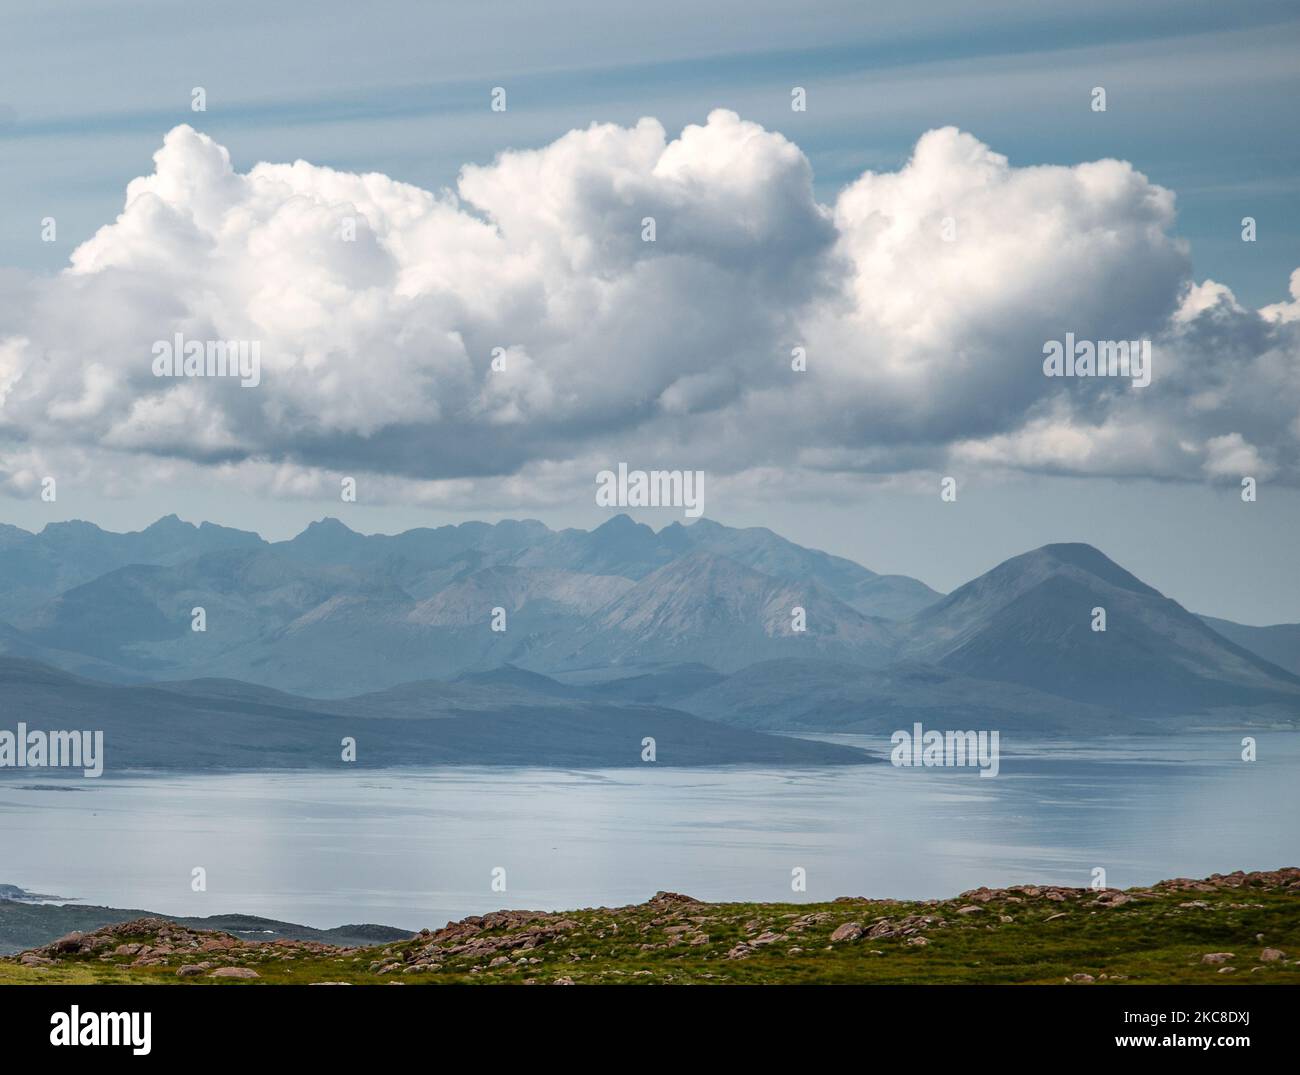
left=0, top=516, right=1296, bottom=721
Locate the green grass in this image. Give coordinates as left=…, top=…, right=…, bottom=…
left=6, top=882, right=1298, bottom=985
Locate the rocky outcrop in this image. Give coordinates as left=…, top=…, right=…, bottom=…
left=7, top=870, right=1297, bottom=985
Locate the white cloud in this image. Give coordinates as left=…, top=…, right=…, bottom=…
left=0, top=112, right=1296, bottom=503
left=1203, top=432, right=1273, bottom=480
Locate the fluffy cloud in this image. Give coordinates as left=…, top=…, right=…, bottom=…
left=0, top=111, right=1296, bottom=502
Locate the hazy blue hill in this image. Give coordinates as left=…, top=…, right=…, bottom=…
left=2, top=517, right=1296, bottom=719
left=453, top=664, right=590, bottom=698
left=675, top=657, right=1139, bottom=734
left=0, top=657, right=873, bottom=768
left=0, top=516, right=263, bottom=621
left=582, top=664, right=727, bottom=703
left=1201, top=615, right=1300, bottom=676
left=904, top=544, right=1300, bottom=711
left=0, top=896, right=411, bottom=955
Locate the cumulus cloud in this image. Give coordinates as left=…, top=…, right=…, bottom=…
left=0, top=111, right=1296, bottom=502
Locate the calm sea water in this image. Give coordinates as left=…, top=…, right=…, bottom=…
left=2, top=734, right=1297, bottom=932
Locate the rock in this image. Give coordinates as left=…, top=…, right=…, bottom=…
left=726, top=944, right=754, bottom=960
left=176, top=963, right=210, bottom=977
left=1218, top=966, right=1236, bottom=974
left=552, top=976, right=575, bottom=985
left=751, top=932, right=781, bottom=946
left=904, top=936, right=928, bottom=947
left=1260, top=948, right=1284, bottom=962
left=1201, top=952, right=1234, bottom=964
left=955, top=906, right=982, bottom=915
left=209, top=966, right=260, bottom=978
left=648, top=891, right=700, bottom=906
left=830, top=922, right=863, bottom=943
left=50, top=932, right=85, bottom=954
left=488, top=955, right=511, bottom=968
left=1045, top=913, right=1067, bottom=921
left=999, top=915, right=1014, bottom=923
left=1070, top=973, right=1095, bottom=983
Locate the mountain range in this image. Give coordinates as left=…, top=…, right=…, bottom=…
left=0, top=513, right=1297, bottom=765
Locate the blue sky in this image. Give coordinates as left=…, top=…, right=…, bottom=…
left=3, top=0, right=1297, bottom=303
left=1, top=1, right=1298, bottom=623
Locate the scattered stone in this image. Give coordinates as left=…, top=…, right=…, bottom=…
left=209, top=967, right=259, bottom=979
left=50, top=932, right=85, bottom=954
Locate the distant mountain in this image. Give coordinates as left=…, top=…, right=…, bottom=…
left=663, top=518, right=940, bottom=619
left=1200, top=615, right=1300, bottom=677
left=1, top=514, right=1297, bottom=725
left=0, top=516, right=929, bottom=692
left=0, top=894, right=412, bottom=955
left=674, top=657, right=1141, bottom=734
left=0, top=515, right=261, bottom=620
left=519, top=552, right=899, bottom=676
left=0, top=657, right=873, bottom=768
left=901, top=544, right=1300, bottom=712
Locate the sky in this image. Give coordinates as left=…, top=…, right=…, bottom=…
left=0, top=1, right=1298, bottom=623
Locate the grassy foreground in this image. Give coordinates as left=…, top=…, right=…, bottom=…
left=4, top=869, right=1298, bottom=986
